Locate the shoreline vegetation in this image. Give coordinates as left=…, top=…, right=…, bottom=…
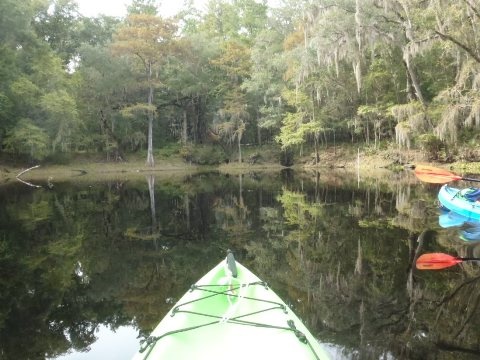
left=3, top=2, right=480, bottom=192
left=3, top=144, right=480, bottom=187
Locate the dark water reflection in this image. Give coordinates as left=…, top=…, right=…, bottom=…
left=1, top=170, right=480, bottom=359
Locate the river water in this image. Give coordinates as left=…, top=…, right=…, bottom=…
left=1, top=169, right=480, bottom=359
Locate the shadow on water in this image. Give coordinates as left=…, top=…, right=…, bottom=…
left=1, top=169, right=480, bottom=359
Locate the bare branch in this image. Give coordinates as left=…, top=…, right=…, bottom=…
left=462, top=0, right=480, bottom=19
left=16, top=165, right=42, bottom=188
left=16, top=177, right=42, bottom=188
left=435, top=30, right=480, bottom=64
left=16, top=165, right=40, bottom=179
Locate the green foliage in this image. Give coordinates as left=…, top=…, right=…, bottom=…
left=120, top=103, right=156, bottom=118
left=277, top=188, right=322, bottom=226
left=275, top=88, right=314, bottom=150
left=111, top=12, right=177, bottom=166
left=0, top=92, right=14, bottom=131
left=357, top=104, right=387, bottom=118
left=275, top=112, right=306, bottom=149
left=364, top=54, right=405, bottom=105
left=32, top=0, right=82, bottom=64
left=10, top=77, right=41, bottom=106
left=4, top=118, right=49, bottom=161
left=40, top=90, right=80, bottom=152
left=0, top=167, right=478, bottom=359
left=416, top=44, right=457, bottom=102
left=127, top=0, right=158, bottom=15
left=180, top=144, right=227, bottom=165
left=417, top=134, right=444, bottom=160
left=201, top=0, right=267, bottom=43
left=156, top=142, right=181, bottom=158
left=0, top=0, right=35, bottom=44
left=78, top=16, right=121, bottom=47
left=1, top=0, right=480, bottom=164
left=44, top=151, right=74, bottom=165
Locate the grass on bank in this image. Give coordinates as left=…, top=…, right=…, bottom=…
left=4, top=141, right=480, bottom=185
left=0, top=143, right=287, bottom=183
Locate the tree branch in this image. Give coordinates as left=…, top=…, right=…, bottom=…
left=435, top=30, right=480, bottom=64
left=16, top=165, right=40, bottom=179
left=16, top=165, right=42, bottom=188
left=462, top=0, right=480, bottom=19
left=16, top=177, right=42, bottom=188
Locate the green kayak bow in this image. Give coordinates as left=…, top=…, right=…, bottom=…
left=132, top=251, right=330, bottom=360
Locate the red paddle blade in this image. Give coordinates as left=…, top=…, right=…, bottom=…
left=414, top=165, right=462, bottom=184
left=416, top=253, right=463, bottom=270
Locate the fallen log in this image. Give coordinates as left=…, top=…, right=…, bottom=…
left=16, top=165, right=42, bottom=188
left=16, top=165, right=40, bottom=179
left=16, top=177, right=42, bottom=188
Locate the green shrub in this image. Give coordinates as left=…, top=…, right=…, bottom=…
left=3, top=119, right=49, bottom=161
left=417, top=134, right=444, bottom=160
left=180, top=144, right=228, bottom=165
left=44, top=152, right=73, bottom=165
left=157, top=143, right=181, bottom=158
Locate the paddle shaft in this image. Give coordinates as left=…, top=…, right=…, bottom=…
left=460, top=177, right=480, bottom=183
left=454, top=257, right=480, bottom=261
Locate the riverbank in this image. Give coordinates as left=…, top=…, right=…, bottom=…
left=1, top=145, right=479, bottom=186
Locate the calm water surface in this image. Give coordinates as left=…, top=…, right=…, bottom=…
left=1, top=170, right=480, bottom=359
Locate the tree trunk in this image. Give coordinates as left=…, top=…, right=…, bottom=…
left=257, top=121, right=262, bottom=146
left=365, top=118, right=369, bottom=144
left=184, top=194, right=190, bottom=230
left=147, top=175, right=157, bottom=249
left=147, top=113, right=154, bottom=166
left=403, top=53, right=426, bottom=105
left=182, top=109, right=188, bottom=144
left=238, top=134, right=242, bottom=163
left=147, top=174, right=156, bottom=223
left=193, top=97, right=198, bottom=143
left=398, top=2, right=426, bottom=106
left=146, top=61, right=155, bottom=167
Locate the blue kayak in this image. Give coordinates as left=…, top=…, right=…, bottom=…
left=438, top=185, right=480, bottom=221
left=460, top=225, right=480, bottom=242
left=438, top=207, right=470, bottom=228
left=438, top=207, right=480, bottom=241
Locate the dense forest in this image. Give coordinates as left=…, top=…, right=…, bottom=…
left=1, top=0, right=480, bottom=166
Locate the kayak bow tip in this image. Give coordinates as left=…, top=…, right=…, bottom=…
left=226, top=249, right=238, bottom=278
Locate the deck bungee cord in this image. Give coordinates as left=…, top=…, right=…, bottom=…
left=132, top=251, right=330, bottom=360
left=221, top=275, right=248, bottom=321
left=139, top=281, right=322, bottom=360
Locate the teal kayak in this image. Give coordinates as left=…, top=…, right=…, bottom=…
left=438, top=207, right=474, bottom=228
left=438, top=208, right=480, bottom=241
left=132, top=251, right=330, bottom=359
left=438, top=185, right=480, bottom=220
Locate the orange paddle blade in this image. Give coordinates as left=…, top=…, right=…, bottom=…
left=414, top=165, right=462, bottom=184
left=416, top=253, right=463, bottom=270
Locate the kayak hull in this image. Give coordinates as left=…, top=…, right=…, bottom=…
left=132, top=258, right=329, bottom=360
left=438, top=185, right=480, bottom=221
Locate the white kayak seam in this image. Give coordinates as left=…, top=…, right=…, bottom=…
left=222, top=280, right=249, bottom=322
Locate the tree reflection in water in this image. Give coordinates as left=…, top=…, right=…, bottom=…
left=1, top=170, right=480, bottom=359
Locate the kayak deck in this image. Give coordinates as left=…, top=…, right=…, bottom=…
left=438, top=185, right=480, bottom=220
left=133, top=257, right=329, bottom=359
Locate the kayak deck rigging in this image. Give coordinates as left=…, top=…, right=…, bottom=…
left=139, top=280, right=322, bottom=360
left=132, top=252, right=330, bottom=360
